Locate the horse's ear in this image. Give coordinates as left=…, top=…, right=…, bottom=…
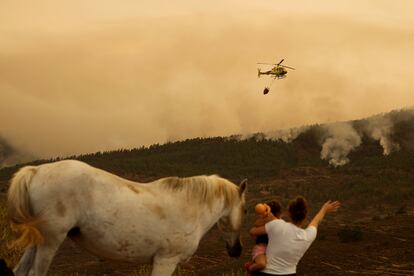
left=239, top=179, right=247, bottom=195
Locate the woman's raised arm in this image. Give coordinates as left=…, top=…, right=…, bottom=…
left=309, top=200, right=341, bottom=229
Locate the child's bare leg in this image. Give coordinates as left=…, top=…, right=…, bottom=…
left=249, top=254, right=267, bottom=271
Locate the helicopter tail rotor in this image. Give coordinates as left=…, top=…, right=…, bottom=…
left=257, top=68, right=261, bottom=78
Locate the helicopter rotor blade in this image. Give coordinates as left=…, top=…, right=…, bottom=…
left=257, top=60, right=295, bottom=69
left=280, top=65, right=295, bottom=70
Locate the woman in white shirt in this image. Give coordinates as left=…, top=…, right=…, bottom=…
left=249, top=197, right=340, bottom=276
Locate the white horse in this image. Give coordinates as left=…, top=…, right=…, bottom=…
left=7, top=160, right=247, bottom=276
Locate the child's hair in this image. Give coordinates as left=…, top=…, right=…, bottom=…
left=266, top=200, right=282, bottom=217
left=288, top=196, right=308, bottom=225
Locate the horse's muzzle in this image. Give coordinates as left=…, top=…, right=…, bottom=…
left=226, top=239, right=242, bottom=258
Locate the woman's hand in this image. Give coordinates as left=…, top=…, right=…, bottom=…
left=322, top=200, right=341, bottom=214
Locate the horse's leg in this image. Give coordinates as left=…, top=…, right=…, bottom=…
left=151, top=255, right=180, bottom=276
left=31, top=232, right=66, bottom=276
left=13, top=246, right=36, bottom=276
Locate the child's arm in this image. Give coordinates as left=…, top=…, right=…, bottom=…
left=254, top=218, right=266, bottom=227
left=251, top=218, right=265, bottom=239
left=254, top=211, right=276, bottom=227
left=251, top=216, right=276, bottom=238
left=250, top=225, right=266, bottom=237
left=262, top=214, right=275, bottom=224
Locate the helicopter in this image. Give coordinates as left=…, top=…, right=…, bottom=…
left=257, top=59, right=295, bottom=94
left=257, top=59, right=295, bottom=79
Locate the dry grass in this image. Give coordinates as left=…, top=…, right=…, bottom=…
left=47, top=267, right=247, bottom=276
left=0, top=199, right=22, bottom=268
left=125, top=267, right=247, bottom=276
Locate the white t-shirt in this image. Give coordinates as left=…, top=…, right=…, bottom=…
left=262, top=219, right=317, bottom=275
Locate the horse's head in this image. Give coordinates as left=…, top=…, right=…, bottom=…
left=217, top=179, right=247, bottom=258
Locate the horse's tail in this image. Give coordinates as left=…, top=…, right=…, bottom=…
left=7, top=166, right=44, bottom=249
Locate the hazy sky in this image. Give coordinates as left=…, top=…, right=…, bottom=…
left=1, top=0, right=414, bottom=158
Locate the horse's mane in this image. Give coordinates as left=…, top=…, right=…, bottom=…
left=156, top=175, right=239, bottom=208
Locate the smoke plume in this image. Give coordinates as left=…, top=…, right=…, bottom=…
left=320, top=122, right=361, bottom=167
left=362, top=114, right=400, bottom=155
left=265, top=127, right=311, bottom=143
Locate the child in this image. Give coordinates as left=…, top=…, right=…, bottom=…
left=245, top=200, right=282, bottom=273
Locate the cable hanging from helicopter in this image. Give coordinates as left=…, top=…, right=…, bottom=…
left=256, top=59, right=295, bottom=95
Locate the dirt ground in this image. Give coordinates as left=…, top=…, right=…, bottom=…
left=47, top=211, right=414, bottom=276
left=45, top=209, right=414, bottom=276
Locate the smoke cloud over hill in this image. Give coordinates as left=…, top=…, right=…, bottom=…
left=0, top=137, right=34, bottom=168
left=2, top=108, right=413, bottom=168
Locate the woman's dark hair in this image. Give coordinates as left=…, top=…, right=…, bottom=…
left=267, top=200, right=282, bottom=217
left=288, top=196, right=308, bottom=225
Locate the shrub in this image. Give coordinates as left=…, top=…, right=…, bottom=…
left=395, top=205, right=407, bottom=215
left=337, top=225, right=363, bottom=243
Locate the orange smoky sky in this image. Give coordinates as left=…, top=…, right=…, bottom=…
left=1, top=0, right=414, bottom=159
